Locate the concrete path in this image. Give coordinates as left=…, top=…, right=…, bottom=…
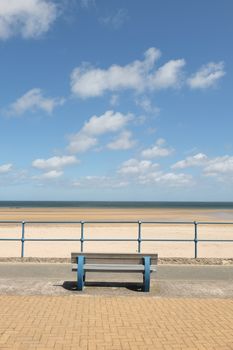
left=0, top=263, right=233, bottom=297
left=1, top=263, right=233, bottom=280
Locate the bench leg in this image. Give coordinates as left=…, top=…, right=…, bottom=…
left=143, top=256, right=151, bottom=292
left=77, top=256, right=85, bottom=291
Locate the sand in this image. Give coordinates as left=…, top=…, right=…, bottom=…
left=0, top=207, right=233, bottom=258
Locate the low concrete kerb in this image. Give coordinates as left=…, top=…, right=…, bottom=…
left=0, top=257, right=233, bottom=265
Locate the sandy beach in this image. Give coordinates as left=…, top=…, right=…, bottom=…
left=0, top=207, right=233, bottom=258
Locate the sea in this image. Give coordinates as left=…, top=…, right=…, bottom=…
left=0, top=201, right=233, bottom=209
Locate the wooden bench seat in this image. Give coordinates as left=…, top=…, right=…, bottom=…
left=71, top=252, right=158, bottom=292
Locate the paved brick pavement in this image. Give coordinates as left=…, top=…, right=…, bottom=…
left=0, top=296, right=233, bottom=350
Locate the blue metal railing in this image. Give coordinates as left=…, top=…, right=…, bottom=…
left=0, top=220, right=233, bottom=258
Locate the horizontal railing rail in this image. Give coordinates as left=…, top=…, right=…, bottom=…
left=0, top=220, right=233, bottom=258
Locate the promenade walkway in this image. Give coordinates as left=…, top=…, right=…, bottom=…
left=0, top=263, right=233, bottom=349
left=0, top=296, right=233, bottom=349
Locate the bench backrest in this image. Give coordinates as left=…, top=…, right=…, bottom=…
left=71, top=252, right=158, bottom=266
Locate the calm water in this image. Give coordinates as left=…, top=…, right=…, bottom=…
left=0, top=201, right=233, bottom=209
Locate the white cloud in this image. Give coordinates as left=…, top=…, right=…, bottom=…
left=32, top=155, right=78, bottom=170
left=0, top=168, right=29, bottom=186
left=80, top=0, right=95, bottom=9
left=70, top=47, right=162, bottom=98
left=118, top=158, right=159, bottom=175
left=171, top=153, right=233, bottom=182
left=159, top=172, right=192, bottom=185
left=82, top=110, right=133, bottom=135
left=73, top=162, right=192, bottom=188
left=141, top=139, right=174, bottom=158
left=187, top=62, right=225, bottom=89
left=73, top=176, right=128, bottom=189
left=36, top=170, right=63, bottom=179
left=0, top=163, right=13, bottom=173
left=71, top=48, right=225, bottom=98
left=0, top=0, right=58, bottom=40
left=138, top=171, right=192, bottom=186
left=7, top=88, right=65, bottom=116
left=136, top=97, right=160, bottom=114
left=149, top=59, right=186, bottom=89
left=204, top=156, right=233, bottom=176
left=107, top=131, right=136, bottom=150
left=118, top=158, right=192, bottom=187
left=171, top=153, right=208, bottom=169
left=68, top=133, right=98, bottom=153
left=99, top=8, right=129, bottom=29
left=68, top=110, right=132, bottom=153
left=70, top=48, right=186, bottom=98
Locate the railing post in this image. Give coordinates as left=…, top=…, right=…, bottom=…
left=80, top=221, right=84, bottom=252
left=194, top=221, right=198, bottom=259
left=138, top=221, right=142, bottom=253
left=21, top=221, right=25, bottom=258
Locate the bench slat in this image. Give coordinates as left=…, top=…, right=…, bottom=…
left=71, top=252, right=158, bottom=265
left=72, top=263, right=157, bottom=272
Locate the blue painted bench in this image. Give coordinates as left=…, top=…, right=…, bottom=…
left=71, top=252, right=158, bottom=292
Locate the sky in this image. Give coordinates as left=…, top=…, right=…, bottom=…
left=0, top=0, right=233, bottom=201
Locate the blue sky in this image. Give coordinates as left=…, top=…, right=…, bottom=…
left=0, top=0, right=233, bottom=201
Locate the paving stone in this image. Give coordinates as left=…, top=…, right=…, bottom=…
left=0, top=296, right=233, bottom=349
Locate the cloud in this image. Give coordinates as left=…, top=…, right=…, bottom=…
left=0, top=0, right=58, bottom=40
left=171, top=153, right=233, bottom=182
left=107, top=131, right=136, bottom=150
left=70, top=47, right=162, bottom=98
left=68, top=110, right=133, bottom=153
left=141, top=138, right=174, bottom=158
left=7, top=88, right=65, bottom=116
left=138, top=171, right=192, bottom=186
left=0, top=163, right=13, bottom=173
left=138, top=171, right=193, bottom=186
left=149, top=59, right=186, bottom=89
left=35, top=170, right=63, bottom=180
left=203, top=156, right=233, bottom=177
left=118, top=158, right=192, bottom=187
left=99, top=8, right=129, bottom=29
left=73, top=158, right=192, bottom=189
left=68, top=134, right=98, bottom=153
left=118, top=158, right=159, bottom=175
left=80, top=0, right=95, bottom=9
left=171, top=153, right=208, bottom=169
left=82, top=110, right=133, bottom=135
left=135, top=97, right=160, bottom=115
left=73, top=176, right=128, bottom=189
left=0, top=168, right=29, bottom=186
left=71, top=48, right=226, bottom=99
left=32, top=155, right=78, bottom=170
left=187, top=62, right=225, bottom=89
